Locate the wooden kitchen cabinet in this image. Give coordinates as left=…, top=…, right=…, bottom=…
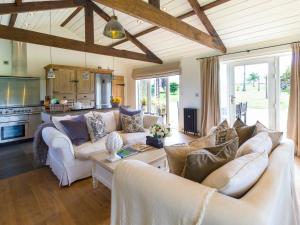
left=77, top=70, right=95, bottom=94
left=45, top=64, right=112, bottom=104
left=112, top=75, right=125, bottom=104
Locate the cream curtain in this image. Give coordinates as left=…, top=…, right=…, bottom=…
left=287, top=43, right=300, bottom=156
left=200, top=56, right=220, bottom=136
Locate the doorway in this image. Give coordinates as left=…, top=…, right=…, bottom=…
left=221, top=55, right=291, bottom=133
left=136, top=75, right=180, bottom=129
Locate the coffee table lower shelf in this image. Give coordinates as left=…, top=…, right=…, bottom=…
left=91, top=148, right=167, bottom=190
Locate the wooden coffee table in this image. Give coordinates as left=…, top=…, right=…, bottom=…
left=90, top=147, right=167, bottom=190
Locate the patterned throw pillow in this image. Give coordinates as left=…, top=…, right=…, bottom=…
left=213, top=120, right=230, bottom=145
left=121, top=113, right=145, bottom=133
left=85, top=112, right=107, bottom=143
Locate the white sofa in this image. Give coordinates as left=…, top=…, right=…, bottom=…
left=42, top=111, right=159, bottom=186
left=111, top=140, right=300, bottom=225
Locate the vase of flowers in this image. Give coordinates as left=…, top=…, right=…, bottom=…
left=111, top=96, right=121, bottom=108
left=150, top=124, right=171, bottom=145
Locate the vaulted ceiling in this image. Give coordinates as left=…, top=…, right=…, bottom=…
left=0, top=0, right=300, bottom=64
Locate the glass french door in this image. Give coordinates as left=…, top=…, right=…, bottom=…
left=136, top=75, right=180, bottom=129
left=228, top=58, right=277, bottom=129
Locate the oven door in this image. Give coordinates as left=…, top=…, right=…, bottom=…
left=0, top=122, right=29, bottom=143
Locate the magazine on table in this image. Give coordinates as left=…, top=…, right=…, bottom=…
left=117, top=144, right=154, bottom=158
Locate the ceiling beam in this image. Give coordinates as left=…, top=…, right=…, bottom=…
left=187, top=0, right=226, bottom=51
left=93, top=0, right=226, bottom=52
left=90, top=1, right=162, bottom=63
left=149, top=0, right=160, bottom=9
left=0, top=25, right=162, bottom=64
left=109, top=0, right=230, bottom=48
left=8, top=0, right=22, bottom=27
left=60, top=7, right=82, bottom=27
left=0, top=0, right=85, bottom=15
left=85, top=2, right=94, bottom=44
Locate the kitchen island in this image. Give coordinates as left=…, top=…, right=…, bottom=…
left=41, top=107, right=119, bottom=123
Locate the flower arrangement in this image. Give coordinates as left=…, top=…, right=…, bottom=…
left=111, top=97, right=121, bottom=104
left=150, top=124, right=171, bottom=139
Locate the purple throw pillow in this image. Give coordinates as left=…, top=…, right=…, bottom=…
left=60, top=115, right=90, bottom=146
left=119, top=106, right=141, bottom=116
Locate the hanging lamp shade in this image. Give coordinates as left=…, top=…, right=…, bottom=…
left=103, top=16, right=126, bottom=39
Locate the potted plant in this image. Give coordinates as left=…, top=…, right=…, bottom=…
left=150, top=124, right=171, bottom=145
left=111, top=97, right=121, bottom=108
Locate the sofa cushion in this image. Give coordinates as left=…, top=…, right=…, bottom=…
left=113, top=110, right=122, bottom=131
left=183, top=138, right=239, bottom=183
left=235, top=125, right=256, bottom=146
left=119, top=129, right=149, bottom=145
left=119, top=106, right=142, bottom=116
left=232, top=117, right=246, bottom=128
left=52, top=115, right=72, bottom=135
left=60, top=115, right=90, bottom=146
left=121, top=113, right=145, bottom=133
left=143, top=115, right=160, bottom=129
left=85, top=112, right=107, bottom=143
left=202, top=151, right=268, bottom=198
left=254, top=121, right=283, bottom=150
left=236, top=132, right=272, bottom=157
left=73, top=136, right=108, bottom=160
left=164, top=134, right=216, bottom=176
left=99, top=111, right=117, bottom=133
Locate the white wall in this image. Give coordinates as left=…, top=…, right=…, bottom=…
left=178, top=57, right=201, bottom=131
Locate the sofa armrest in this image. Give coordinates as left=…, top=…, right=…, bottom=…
left=143, top=114, right=160, bottom=128
left=111, top=160, right=216, bottom=225
left=42, top=127, right=75, bottom=162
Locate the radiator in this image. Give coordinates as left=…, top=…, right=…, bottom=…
left=183, top=108, right=198, bottom=135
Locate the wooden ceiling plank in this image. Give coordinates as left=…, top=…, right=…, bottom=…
left=93, top=0, right=225, bottom=52
left=188, top=0, right=226, bottom=52
left=90, top=1, right=162, bottom=63
left=60, top=7, right=82, bottom=27
left=0, top=24, right=162, bottom=64
left=109, top=0, right=230, bottom=48
left=8, top=0, right=22, bottom=27
left=0, top=1, right=85, bottom=15
left=85, top=2, right=94, bottom=44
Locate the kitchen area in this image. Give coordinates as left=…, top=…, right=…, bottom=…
left=0, top=41, right=125, bottom=179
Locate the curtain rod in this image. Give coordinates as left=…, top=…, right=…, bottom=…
left=196, top=41, right=299, bottom=60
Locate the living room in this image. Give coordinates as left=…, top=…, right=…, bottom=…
left=0, top=0, right=300, bottom=224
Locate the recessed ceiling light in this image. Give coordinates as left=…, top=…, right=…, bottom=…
left=29, top=12, right=34, bottom=16
left=98, top=39, right=101, bottom=43
left=24, top=23, right=29, bottom=27
left=137, top=20, right=143, bottom=24
left=162, top=7, right=167, bottom=11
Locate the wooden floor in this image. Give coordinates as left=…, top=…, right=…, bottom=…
left=1, top=133, right=300, bottom=225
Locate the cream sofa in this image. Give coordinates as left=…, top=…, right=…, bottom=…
left=42, top=111, right=159, bottom=186
left=111, top=140, right=300, bottom=225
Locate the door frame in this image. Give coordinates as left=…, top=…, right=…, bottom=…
left=227, top=57, right=277, bottom=129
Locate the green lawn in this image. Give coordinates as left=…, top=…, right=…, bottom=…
left=235, top=84, right=289, bottom=109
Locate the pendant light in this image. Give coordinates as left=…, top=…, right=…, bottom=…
left=103, top=10, right=126, bottom=39
left=47, top=10, right=55, bottom=79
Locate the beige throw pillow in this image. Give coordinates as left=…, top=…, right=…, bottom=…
left=236, top=132, right=272, bottom=157
left=164, top=134, right=215, bottom=176
left=254, top=121, right=283, bottom=150
left=202, top=151, right=268, bottom=198
left=183, top=138, right=239, bottom=183
left=210, top=120, right=230, bottom=145
left=235, top=125, right=256, bottom=146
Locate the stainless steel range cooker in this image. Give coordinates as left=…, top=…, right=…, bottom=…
left=0, top=107, right=42, bottom=144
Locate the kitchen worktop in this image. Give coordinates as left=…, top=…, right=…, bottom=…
left=41, top=107, right=119, bottom=123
